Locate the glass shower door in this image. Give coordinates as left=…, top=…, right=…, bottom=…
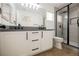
left=69, top=18, right=79, bottom=48
left=62, top=14, right=68, bottom=44
left=57, top=7, right=68, bottom=44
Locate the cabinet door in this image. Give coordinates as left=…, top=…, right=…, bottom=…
left=41, top=31, right=55, bottom=51
left=0, top=32, right=31, bottom=56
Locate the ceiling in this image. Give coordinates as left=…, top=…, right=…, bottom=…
left=37, top=3, right=70, bottom=13
left=39, top=3, right=69, bottom=9
left=14, top=3, right=71, bottom=13
left=15, top=3, right=79, bottom=13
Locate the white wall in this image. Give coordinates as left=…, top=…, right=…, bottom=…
left=70, top=7, right=79, bottom=18
left=45, top=20, right=54, bottom=29
left=45, top=10, right=55, bottom=29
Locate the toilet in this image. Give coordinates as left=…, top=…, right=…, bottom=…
left=53, top=37, right=63, bottom=49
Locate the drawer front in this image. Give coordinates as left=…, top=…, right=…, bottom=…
left=32, top=48, right=39, bottom=51
left=32, top=39, right=39, bottom=42
left=31, top=41, right=40, bottom=54
left=28, top=31, right=41, bottom=40
left=32, top=41, right=40, bottom=48
left=32, top=47, right=40, bottom=54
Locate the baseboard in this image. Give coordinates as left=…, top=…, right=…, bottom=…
left=63, top=43, right=79, bottom=51
left=69, top=41, right=79, bottom=48
left=34, top=48, right=53, bottom=56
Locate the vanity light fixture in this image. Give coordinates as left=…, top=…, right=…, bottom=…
left=21, top=3, right=40, bottom=10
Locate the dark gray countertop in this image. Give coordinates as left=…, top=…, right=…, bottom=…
left=0, top=29, right=55, bottom=32
left=0, top=26, right=55, bottom=32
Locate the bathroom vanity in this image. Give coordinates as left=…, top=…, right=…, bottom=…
left=0, top=29, right=55, bottom=56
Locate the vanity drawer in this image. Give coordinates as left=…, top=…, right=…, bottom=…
left=32, top=47, right=40, bottom=51
left=28, top=31, right=41, bottom=40
left=31, top=39, right=40, bottom=46
left=31, top=41, right=40, bottom=53
left=32, top=47, right=40, bottom=55
left=32, top=39, right=39, bottom=42
left=32, top=40, right=40, bottom=47
left=32, top=46, right=40, bottom=54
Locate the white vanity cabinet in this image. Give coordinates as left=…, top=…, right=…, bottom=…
left=0, top=31, right=31, bottom=56
left=0, top=30, right=55, bottom=56
left=41, top=31, right=55, bottom=52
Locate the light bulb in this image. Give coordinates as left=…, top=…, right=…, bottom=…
left=21, top=3, right=40, bottom=10
left=21, top=3, right=25, bottom=6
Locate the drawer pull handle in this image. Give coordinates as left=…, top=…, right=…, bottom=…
left=32, top=39, right=39, bottom=42
left=26, top=32, right=28, bottom=40
left=32, top=48, right=39, bottom=51
left=32, top=32, right=39, bottom=34
left=41, top=32, right=43, bottom=38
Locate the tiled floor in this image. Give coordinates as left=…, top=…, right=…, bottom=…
left=36, top=44, right=79, bottom=56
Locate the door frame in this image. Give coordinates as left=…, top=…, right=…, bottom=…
left=55, top=3, right=72, bottom=45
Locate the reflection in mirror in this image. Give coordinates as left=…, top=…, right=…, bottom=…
left=1, top=4, right=11, bottom=23
left=1, top=3, right=17, bottom=26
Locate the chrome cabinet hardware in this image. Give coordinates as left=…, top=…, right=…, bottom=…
left=26, top=32, right=28, bottom=40
left=32, top=32, right=39, bottom=34
left=32, top=48, right=39, bottom=51
left=41, top=32, right=43, bottom=38
left=32, top=39, right=39, bottom=42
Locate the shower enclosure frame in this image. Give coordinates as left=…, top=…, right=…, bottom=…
left=55, top=3, right=79, bottom=49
